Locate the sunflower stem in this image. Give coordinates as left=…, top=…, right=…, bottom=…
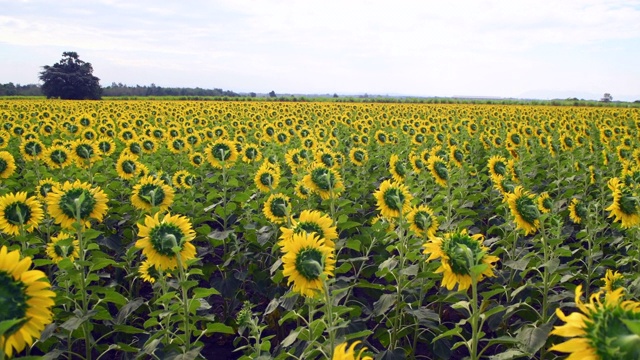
left=390, top=214, right=406, bottom=350
left=73, top=201, right=92, bottom=360
left=176, top=253, right=192, bottom=353
left=322, top=278, right=336, bottom=359
left=469, top=271, right=480, bottom=360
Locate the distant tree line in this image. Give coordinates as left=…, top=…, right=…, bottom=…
left=102, top=83, right=239, bottom=97
left=0, top=83, right=42, bottom=96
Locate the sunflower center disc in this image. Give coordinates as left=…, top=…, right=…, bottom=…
left=620, top=192, right=639, bottom=215
left=0, top=271, right=29, bottom=335
left=297, top=222, right=325, bottom=240
left=515, top=197, right=539, bottom=224
left=60, top=188, right=97, bottom=220
left=383, top=188, right=405, bottom=211
left=4, top=202, right=32, bottom=225
left=0, top=159, right=7, bottom=173
left=150, top=224, right=185, bottom=256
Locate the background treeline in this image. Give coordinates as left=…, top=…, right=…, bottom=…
left=0, top=83, right=42, bottom=96
left=102, top=82, right=239, bottom=97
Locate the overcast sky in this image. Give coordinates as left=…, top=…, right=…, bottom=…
left=1, top=0, right=639, bottom=100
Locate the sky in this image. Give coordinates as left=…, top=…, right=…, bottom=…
left=1, top=0, right=640, bottom=100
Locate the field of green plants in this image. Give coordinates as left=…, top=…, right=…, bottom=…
left=1, top=99, right=639, bottom=360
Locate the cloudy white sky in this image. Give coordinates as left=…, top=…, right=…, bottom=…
left=1, top=0, right=639, bottom=100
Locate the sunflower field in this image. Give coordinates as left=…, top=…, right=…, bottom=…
left=1, top=99, right=640, bottom=360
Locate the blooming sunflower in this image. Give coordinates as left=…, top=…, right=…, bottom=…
left=409, top=154, right=424, bottom=174
left=263, top=193, right=291, bottom=224
left=279, top=210, right=338, bottom=248
left=45, top=232, right=79, bottom=263
left=550, top=285, right=640, bottom=360
left=450, top=145, right=464, bottom=168
left=537, top=192, right=553, bottom=214
left=302, top=163, right=344, bottom=200
left=71, top=139, right=99, bottom=168
left=0, top=245, right=56, bottom=358
left=42, top=144, right=73, bottom=169
left=36, top=178, right=59, bottom=201
left=428, top=155, right=449, bottom=187
left=388, top=154, right=407, bottom=182
left=569, top=198, right=588, bottom=225
left=47, top=180, right=109, bottom=229
left=602, top=269, right=625, bottom=293
left=281, top=232, right=335, bottom=298
left=96, top=136, right=116, bottom=157
left=254, top=163, right=281, bottom=193
left=373, top=179, right=413, bottom=220
left=605, top=177, right=640, bottom=228
left=206, top=139, right=238, bottom=169
left=406, top=205, right=439, bottom=239
left=349, top=147, right=368, bottom=167
left=487, top=155, right=508, bottom=179
left=0, top=192, right=44, bottom=235
left=294, top=181, right=311, bottom=200
left=423, top=230, right=499, bottom=291
left=0, top=150, right=17, bottom=179
left=138, top=260, right=169, bottom=284
left=135, top=212, right=197, bottom=270
left=131, top=176, right=175, bottom=212
left=505, top=186, right=540, bottom=235
left=116, top=153, right=141, bottom=180
left=241, top=144, right=262, bottom=164
left=332, top=341, right=373, bottom=360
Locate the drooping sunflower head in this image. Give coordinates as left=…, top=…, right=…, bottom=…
left=0, top=192, right=44, bottom=235
left=280, top=232, right=336, bottom=298
left=263, top=193, right=291, bottom=224
left=550, top=285, right=640, bottom=360
left=568, top=198, right=588, bottom=225
left=254, top=162, right=281, bottom=193
left=19, top=138, right=45, bottom=161
left=135, top=212, right=197, bottom=270
left=537, top=192, right=553, bottom=214
left=450, top=145, right=465, bottom=168
left=71, top=139, right=99, bottom=167
left=332, top=341, right=373, bottom=360
left=0, top=246, right=56, bottom=358
left=487, top=155, right=508, bottom=178
left=279, top=210, right=337, bottom=248
left=303, top=163, right=344, bottom=200
left=373, top=179, right=413, bottom=220
left=602, top=269, right=625, bottom=293
left=388, top=154, right=407, bottom=182
left=428, top=155, right=449, bottom=187
left=423, top=230, right=499, bottom=291
left=46, top=232, right=79, bottom=263
left=43, top=144, right=73, bottom=169
left=131, top=176, right=175, bottom=212
left=36, top=178, right=60, bottom=201
left=294, top=181, right=311, bottom=200
left=409, top=154, right=424, bottom=174
left=0, top=150, right=17, bottom=179
left=242, top=144, right=262, bottom=163
left=506, top=186, right=540, bottom=235
left=116, top=153, right=141, bottom=180
left=349, top=147, right=368, bottom=166
left=46, top=180, right=109, bottom=229
left=605, top=177, right=640, bottom=229
left=407, top=205, right=439, bottom=239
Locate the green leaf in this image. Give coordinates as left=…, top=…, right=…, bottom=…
left=0, top=318, right=24, bottom=336
left=281, top=328, right=300, bottom=347
left=206, top=322, right=235, bottom=335
left=621, top=319, right=640, bottom=336
left=373, top=294, right=396, bottom=316
left=432, top=327, right=462, bottom=343
left=192, top=287, right=221, bottom=298
left=488, top=349, right=526, bottom=360
left=346, top=238, right=361, bottom=251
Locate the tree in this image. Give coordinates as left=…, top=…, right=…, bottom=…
left=268, top=90, right=276, bottom=98
left=601, top=93, right=613, bottom=102
left=39, top=52, right=102, bottom=100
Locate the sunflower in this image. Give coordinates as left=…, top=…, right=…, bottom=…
left=0, top=192, right=44, bottom=235
left=0, top=151, right=17, bottom=179
left=71, top=139, right=99, bottom=168
left=263, top=193, right=291, bottom=224
left=388, top=154, right=407, bottom=182
left=35, top=178, right=59, bottom=202
left=349, top=147, right=368, bottom=167
left=189, top=152, right=205, bottom=168
left=279, top=210, right=338, bottom=248
left=487, top=155, right=508, bottom=179
left=241, top=144, right=262, bottom=164
left=332, top=341, right=373, bottom=360
left=569, top=198, right=588, bottom=225
left=302, top=163, right=344, bottom=200
left=0, top=245, right=56, bottom=358
left=602, top=269, right=625, bottom=293
left=254, top=162, right=280, bottom=193
left=135, top=212, right=197, bottom=270
left=172, top=170, right=191, bottom=189
left=406, top=205, right=439, bottom=239
left=281, top=232, right=335, bottom=298
left=96, top=136, right=116, bottom=157
left=167, top=137, right=189, bottom=154
left=116, top=153, right=141, bottom=180
left=409, top=153, right=424, bottom=174
left=506, top=186, right=540, bottom=235
left=375, top=130, right=388, bottom=145
left=19, top=138, right=45, bottom=161
left=605, top=177, right=640, bottom=228
left=427, top=155, right=449, bottom=187
left=294, top=181, right=311, bottom=200
left=206, top=139, right=238, bottom=169
left=450, top=145, right=464, bottom=168
left=46, top=232, right=79, bottom=263
left=139, top=260, right=169, bottom=284
left=423, top=230, right=499, bottom=291
left=0, top=131, right=9, bottom=149
left=550, top=285, right=640, bottom=360
left=537, top=192, right=553, bottom=214
left=373, top=179, right=413, bottom=220
left=131, top=176, right=175, bottom=212
left=42, top=144, right=73, bottom=169
left=47, top=180, right=109, bottom=229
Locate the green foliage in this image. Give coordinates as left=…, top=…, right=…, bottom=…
left=39, top=52, right=102, bottom=100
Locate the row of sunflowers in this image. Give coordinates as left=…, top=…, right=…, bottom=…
left=0, top=99, right=639, bottom=359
